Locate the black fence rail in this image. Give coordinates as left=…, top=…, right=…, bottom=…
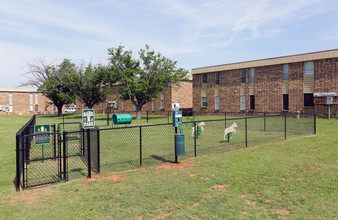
left=15, top=112, right=316, bottom=191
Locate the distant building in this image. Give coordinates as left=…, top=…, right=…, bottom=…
left=0, top=88, right=59, bottom=115
left=76, top=77, right=193, bottom=114
left=191, top=49, right=338, bottom=118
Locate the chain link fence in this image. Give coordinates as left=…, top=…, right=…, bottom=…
left=16, top=112, right=316, bottom=190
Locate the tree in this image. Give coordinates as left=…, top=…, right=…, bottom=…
left=66, top=63, right=113, bottom=109
left=107, top=45, right=189, bottom=119
left=21, top=59, right=76, bottom=116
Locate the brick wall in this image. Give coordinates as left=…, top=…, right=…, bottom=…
left=192, top=58, right=338, bottom=118
left=171, top=81, right=193, bottom=109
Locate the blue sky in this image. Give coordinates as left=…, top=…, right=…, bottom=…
left=1, top=0, right=338, bottom=88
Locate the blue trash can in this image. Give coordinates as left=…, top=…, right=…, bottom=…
left=175, top=134, right=185, bottom=156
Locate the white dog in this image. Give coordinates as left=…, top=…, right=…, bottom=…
left=224, top=123, right=237, bottom=140
left=192, top=122, right=205, bottom=137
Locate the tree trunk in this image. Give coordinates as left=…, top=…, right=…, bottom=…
left=57, top=104, right=63, bottom=116
left=135, top=105, right=142, bottom=119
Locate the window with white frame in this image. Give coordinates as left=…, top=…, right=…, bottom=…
left=240, top=96, right=246, bottom=110
left=215, top=96, right=219, bottom=110
left=304, top=61, right=314, bottom=75
left=249, top=68, right=255, bottom=82
left=9, top=105, right=13, bottom=112
left=152, top=100, right=156, bottom=111
left=201, top=97, right=207, bottom=107
left=30, top=105, right=33, bottom=112
left=161, top=100, right=165, bottom=109
left=9, top=92, right=12, bottom=100
left=122, top=101, right=125, bottom=111
left=282, top=64, right=289, bottom=80
left=35, top=104, right=38, bottom=112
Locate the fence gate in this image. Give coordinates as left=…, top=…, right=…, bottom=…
left=23, top=125, right=61, bottom=188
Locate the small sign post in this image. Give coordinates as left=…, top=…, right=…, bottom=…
left=34, top=124, right=51, bottom=162
left=83, top=109, right=95, bottom=129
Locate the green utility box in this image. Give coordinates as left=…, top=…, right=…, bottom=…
left=112, top=114, right=132, bottom=125
left=175, top=134, right=185, bottom=156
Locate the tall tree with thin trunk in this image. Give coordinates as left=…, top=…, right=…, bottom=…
left=65, top=63, right=113, bottom=109
left=20, top=58, right=76, bottom=116
left=107, top=45, right=189, bottom=119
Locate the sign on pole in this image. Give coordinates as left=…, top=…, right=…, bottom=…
left=34, top=124, right=51, bottom=144
left=172, top=100, right=180, bottom=111
left=83, top=109, right=95, bottom=129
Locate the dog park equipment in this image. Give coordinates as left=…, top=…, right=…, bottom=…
left=112, top=113, right=132, bottom=126
left=34, top=124, right=51, bottom=162
left=172, top=110, right=182, bottom=127
left=173, top=110, right=185, bottom=157
left=223, top=122, right=237, bottom=142
left=83, top=109, right=95, bottom=129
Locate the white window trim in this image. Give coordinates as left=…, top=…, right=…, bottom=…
left=215, top=96, right=219, bottom=110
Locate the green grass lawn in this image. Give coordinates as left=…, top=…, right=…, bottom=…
left=0, top=115, right=337, bottom=219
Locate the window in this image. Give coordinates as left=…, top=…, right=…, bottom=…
left=249, top=68, right=255, bottom=82
left=283, top=94, right=289, bottom=110
left=115, top=101, right=119, bottom=109
left=9, top=105, right=13, bottom=113
left=152, top=100, right=156, bottom=111
left=201, top=97, right=207, bottom=107
left=30, top=105, right=33, bottom=112
left=304, top=61, right=314, bottom=75
left=53, top=105, right=57, bottom=112
left=35, top=104, right=38, bottom=112
left=122, top=101, right=125, bottom=111
left=9, top=92, right=12, bottom=100
left=215, top=96, right=219, bottom=110
left=215, top=72, right=219, bottom=85
left=202, top=74, right=207, bottom=83
left=115, top=86, right=119, bottom=94
left=282, top=64, right=289, bottom=80
left=304, top=93, right=314, bottom=107
left=250, top=95, right=255, bottom=110
left=161, top=100, right=165, bottom=109
left=35, top=92, right=38, bottom=100
left=240, top=69, right=246, bottom=83
left=240, top=96, right=246, bottom=110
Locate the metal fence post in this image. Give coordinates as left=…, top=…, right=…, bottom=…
left=194, top=121, right=197, bottom=157
left=53, top=124, right=56, bottom=158
left=167, top=111, right=170, bottom=124
left=107, top=112, right=110, bottom=126
left=146, top=111, right=149, bottom=123
left=139, top=126, right=142, bottom=167
left=284, top=114, right=287, bottom=140
left=97, top=129, right=100, bottom=173
left=15, top=134, right=20, bottom=191
left=175, top=127, right=178, bottom=163
left=224, top=112, right=227, bottom=128
left=314, top=113, right=316, bottom=135
left=63, top=131, right=67, bottom=181
left=87, top=129, right=91, bottom=178
left=245, top=118, right=248, bottom=148
left=264, top=112, right=266, bottom=131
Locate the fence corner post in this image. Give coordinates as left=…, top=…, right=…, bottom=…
left=63, top=131, right=67, bottom=181
left=194, top=121, right=197, bottom=157
left=245, top=118, right=248, bottom=148
left=284, top=114, right=287, bottom=140
left=97, top=128, right=100, bottom=173
left=314, top=113, right=316, bottom=135
left=87, top=129, right=91, bottom=179
left=139, top=126, right=142, bottom=167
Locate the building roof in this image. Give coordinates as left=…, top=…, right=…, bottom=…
left=0, top=88, right=38, bottom=93
left=191, top=49, right=338, bottom=74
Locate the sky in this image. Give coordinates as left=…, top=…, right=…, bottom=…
left=1, top=0, right=338, bottom=88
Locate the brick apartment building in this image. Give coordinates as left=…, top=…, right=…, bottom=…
left=0, top=88, right=57, bottom=115
left=191, top=49, right=338, bottom=118
left=76, top=76, right=193, bottom=114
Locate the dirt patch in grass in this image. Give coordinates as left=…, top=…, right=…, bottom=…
left=11, top=188, right=53, bottom=204
left=187, top=202, right=200, bottom=209
left=84, top=174, right=128, bottom=184
left=245, top=200, right=256, bottom=209
left=208, top=184, right=229, bottom=190
left=275, top=209, right=290, bottom=215
left=155, top=161, right=195, bottom=170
